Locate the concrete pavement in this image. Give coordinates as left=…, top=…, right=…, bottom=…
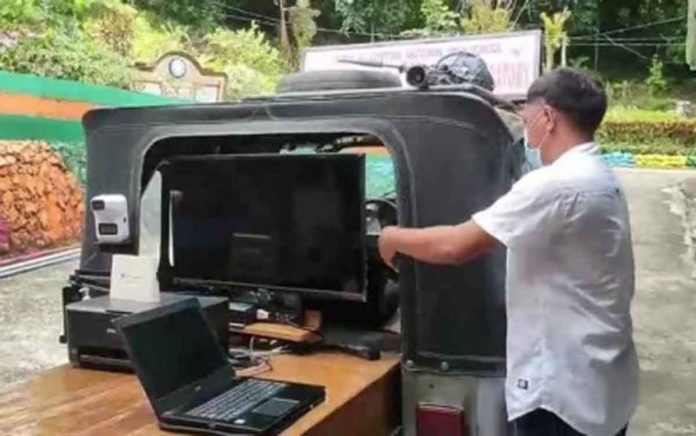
left=620, top=169, right=696, bottom=435
left=0, top=261, right=74, bottom=386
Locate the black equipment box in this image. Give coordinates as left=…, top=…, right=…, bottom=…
left=65, top=293, right=229, bottom=370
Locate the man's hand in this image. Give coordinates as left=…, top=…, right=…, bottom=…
left=378, top=226, right=399, bottom=269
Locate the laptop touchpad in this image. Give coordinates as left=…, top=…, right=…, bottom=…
left=251, top=398, right=299, bottom=417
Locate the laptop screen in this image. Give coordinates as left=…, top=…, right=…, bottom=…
left=118, top=300, right=227, bottom=400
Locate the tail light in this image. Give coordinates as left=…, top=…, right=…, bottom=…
left=416, top=404, right=469, bottom=436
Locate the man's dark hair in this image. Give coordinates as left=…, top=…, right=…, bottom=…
left=527, top=68, right=608, bottom=137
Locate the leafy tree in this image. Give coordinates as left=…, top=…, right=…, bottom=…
left=540, top=7, right=571, bottom=72
left=460, top=0, right=515, bottom=34
left=520, top=0, right=596, bottom=36
left=0, top=0, right=135, bottom=87
left=0, top=0, right=42, bottom=32
left=404, top=0, right=516, bottom=37
left=128, top=0, right=223, bottom=28
left=334, top=0, right=417, bottom=38
left=198, top=24, right=287, bottom=99
left=645, top=56, right=667, bottom=95
left=0, top=26, right=132, bottom=87
left=289, top=0, right=320, bottom=69
left=83, top=0, right=138, bottom=56
left=131, top=13, right=193, bottom=62
left=420, top=0, right=459, bottom=34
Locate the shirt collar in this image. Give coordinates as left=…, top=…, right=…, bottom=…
left=553, top=142, right=600, bottom=165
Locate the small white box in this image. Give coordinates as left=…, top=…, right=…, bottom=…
left=110, top=254, right=160, bottom=303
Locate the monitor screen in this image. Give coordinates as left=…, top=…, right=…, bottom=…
left=119, top=300, right=227, bottom=400
left=162, top=153, right=366, bottom=297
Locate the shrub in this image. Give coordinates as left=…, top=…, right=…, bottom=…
left=131, top=13, right=192, bottom=62
left=598, top=108, right=696, bottom=156
left=51, top=142, right=86, bottom=186
left=646, top=56, right=667, bottom=96
left=0, top=27, right=132, bottom=87
left=599, top=119, right=696, bottom=147
left=198, top=24, right=287, bottom=100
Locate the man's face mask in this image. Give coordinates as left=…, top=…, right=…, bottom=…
left=522, top=106, right=552, bottom=171
left=523, top=130, right=542, bottom=172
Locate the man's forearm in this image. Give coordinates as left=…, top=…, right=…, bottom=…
left=384, top=222, right=495, bottom=266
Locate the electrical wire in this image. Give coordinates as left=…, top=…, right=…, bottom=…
left=216, top=2, right=688, bottom=46
left=572, top=36, right=683, bottom=42
left=571, top=15, right=688, bottom=39
left=228, top=339, right=288, bottom=377
left=212, top=1, right=407, bottom=40
left=571, top=43, right=685, bottom=47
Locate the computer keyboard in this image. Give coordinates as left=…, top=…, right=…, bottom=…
left=186, top=379, right=287, bottom=421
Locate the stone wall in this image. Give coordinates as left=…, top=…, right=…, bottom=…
left=0, top=141, right=83, bottom=256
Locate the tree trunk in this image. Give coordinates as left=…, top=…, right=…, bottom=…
left=279, top=0, right=293, bottom=63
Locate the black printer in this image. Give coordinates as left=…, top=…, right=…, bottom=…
left=64, top=293, right=229, bottom=370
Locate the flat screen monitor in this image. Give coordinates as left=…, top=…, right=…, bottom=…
left=160, top=153, right=366, bottom=301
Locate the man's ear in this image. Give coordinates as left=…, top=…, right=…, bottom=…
left=544, top=106, right=557, bottom=132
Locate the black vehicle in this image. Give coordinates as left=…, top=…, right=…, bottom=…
left=64, top=63, right=525, bottom=435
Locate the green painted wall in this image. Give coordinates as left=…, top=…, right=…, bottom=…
left=0, top=70, right=184, bottom=106
left=0, top=114, right=84, bottom=143
left=0, top=70, right=186, bottom=145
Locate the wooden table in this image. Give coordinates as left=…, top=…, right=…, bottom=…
left=0, top=352, right=401, bottom=435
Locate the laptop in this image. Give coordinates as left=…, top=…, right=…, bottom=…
left=114, top=298, right=325, bottom=435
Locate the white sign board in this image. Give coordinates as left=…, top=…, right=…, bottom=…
left=303, top=30, right=542, bottom=98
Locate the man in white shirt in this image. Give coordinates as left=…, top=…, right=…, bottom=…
left=379, top=68, right=638, bottom=435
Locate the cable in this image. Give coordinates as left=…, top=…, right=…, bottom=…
left=601, top=34, right=651, bottom=61
left=223, top=11, right=278, bottom=28
left=213, top=1, right=406, bottom=40
left=571, top=15, right=687, bottom=39
left=217, top=3, right=686, bottom=44
left=225, top=15, right=276, bottom=28
left=572, top=36, right=683, bottom=42
left=227, top=339, right=288, bottom=377
left=571, top=43, right=685, bottom=47
left=222, top=4, right=280, bottom=23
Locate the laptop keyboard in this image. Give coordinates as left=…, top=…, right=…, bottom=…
left=185, top=379, right=287, bottom=422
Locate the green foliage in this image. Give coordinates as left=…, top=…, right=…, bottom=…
left=568, top=55, right=590, bottom=69
left=130, top=0, right=222, bottom=28
left=540, top=8, right=570, bottom=72
left=83, top=0, right=138, bottom=56
left=605, top=107, right=686, bottom=123
left=460, top=0, right=514, bottom=34
left=131, top=13, right=192, bottom=62
left=0, top=0, right=42, bottom=31
left=598, top=109, right=696, bottom=156
left=289, top=0, right=320, bottom=70
left=199, top=24, right=287, bottom=100
left=0, top=27, right=132, bottom=87
left=405, top=0, right=515, bottom=38
left=0, top=0, right=134, bottom=87
left=606, top=82, right=678, bottom=112
left=419, top=0, right=459, bottom=35
left=334, top=0, right=414, bottom=37
left=51, top=142, right=87, bottom=186
left=602, top=143, right=694, bottom=156
left=607, top=80, right=632, bottom=104
left=645, top=56, right=667, bottom=96
left=520, top=0, right=596, bottom=36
